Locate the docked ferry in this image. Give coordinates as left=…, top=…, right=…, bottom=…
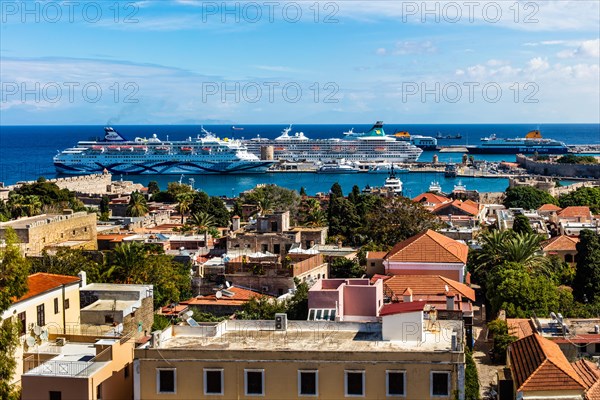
left=244, top=122, right=423, bottom=163
left=53, top=127, right=275, bottom=175
left=391, top=131, right=438, bottom=150
left=467, top=130, right=569, bottom=154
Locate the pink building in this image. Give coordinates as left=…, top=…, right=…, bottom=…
left=308, top=278, right=384, bottom=322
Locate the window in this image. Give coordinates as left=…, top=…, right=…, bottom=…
left=157, top=368, right=176, bottom=394
left=386, top=371, right=406, bottom=397
left=431, top=372, right=450, bottom=397
left=245, top=369, right=264, bottom=396
left=18, top=312, right=26, bottom=335
left=298, top=370, right=318, bottom=396
left=96, top=383, right=102, bottom=400
left=370, top=262, right=375, bottom=267
left=345, top=371, right=365, bottom=397
left=64, top=299, right=70, bottom=310
left=308, top=309, right=336, bottom=321
left=54, top=298, right=59, bottom=314
left=204, top=369, right=224, bottom=395
left=124, top=363, right=130, bottom=379
left=273, top=244, right=281, bottom=254
left=271, top=221, right=278, bottom=231
left=49, top=392, right=61, bottom=400
left=104, top=315, right=114, bottom=324
left=261, top=244, right=268, bottom=252
left=37, top=304, right=45, bottom=326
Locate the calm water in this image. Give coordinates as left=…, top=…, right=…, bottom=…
left=1, top=124, right=598, bottom=195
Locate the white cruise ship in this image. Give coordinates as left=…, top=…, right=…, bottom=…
left=244, top=122, right=423, bottom=163
left=53, top=127, right=275, bottom=175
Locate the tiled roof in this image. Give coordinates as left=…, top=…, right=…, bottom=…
left=181, top=286, right=270, bottom=306
left=412, top=192, right=450, bottom=205
left=369, top=274, right=392, bottom=285
left=572, top=359, right=600, bottom=400
left=432, top=199, right=480, bottom=216
left=160, top=305, right=189, bottom=315
left=509, top=334, right=586, bottom=393
left=558, top=206, right=592, bottom=218
left=385, top=230, right=468, bottom=264
left=506, top=318, right=535, bottom=339
left=384, top=275, right=475, bottom=301
left=14, top=273, right=81, bottom=303
left=542, top=235, right=579, bottom=252
left=366, top=251, right=388, bottom=260
left=380, top=301, right=428, bottom=316
left=538, top=204, right=562, bottom=212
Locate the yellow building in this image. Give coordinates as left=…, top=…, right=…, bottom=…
left=134, top=304, right=466, bottom=399
left=21, top=334, right=135, bottom=400
left=1, top=272, right=82, bottom=386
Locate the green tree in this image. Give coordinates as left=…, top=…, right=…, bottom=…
left=559, top=187, right=600, bottom=214
left=486, top=262, right=559, bottom=318
left=487, top=319, right=516, bottom=364
left=503, top=186, right=557, bottom=210
left=241, top=184, right=301, bottom=220
left=327, top=197, right=361, bottom=243
left=556, top=154, right=598, bottom=164
left=512, top=214, right=533, bottom=235
left=0, top=228, right=30, bottom=399
left=236, top=296, right=286, bottom=320
left=329, top=257, right=365, bottom=278
left=464, top=349, right=480, bottom=400
left=126, top=191, right=148, bottom=217
left=362, top=196, right=440, bottom=247
left=107, top=242, right=147, bottom=282
left=285, top=281, right=309, bottom=320
left=299, top=187, right=307, bottom=196
left=573, top=230, right=600, bottom=303
left=147, top=181, right=160, bottom=195
left=31, top=249, right=103, bottom=283
left=99, top=195, right=110, bottom=215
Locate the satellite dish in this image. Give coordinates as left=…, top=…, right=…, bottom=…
left=215, top=291, right=223, bottom=299
left=33, top=326, right=42, bottom=336
left=225, top=281, right=231, bottom=288
left=26, top=336, right=36, bottom=347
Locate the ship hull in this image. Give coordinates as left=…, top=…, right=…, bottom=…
left=54, top=160, right=274, bottom=175
left=467, top=146, right=569, bottom=154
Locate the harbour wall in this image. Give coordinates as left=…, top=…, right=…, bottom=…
left=516, top=155, right=600, bottom=179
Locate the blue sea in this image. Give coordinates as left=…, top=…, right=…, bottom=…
left=1, top=124, right=598, bottom=196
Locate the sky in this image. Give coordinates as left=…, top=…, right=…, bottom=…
left=0, top=0, right=599, bottom=124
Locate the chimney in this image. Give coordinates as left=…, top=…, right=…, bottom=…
left=446, top=293, right=455, bottom=311
left=402, top=288, right=413, bottom=303
left=78, top=271, right=87, bottom=287
left=232, top=215, right=240, bottom=231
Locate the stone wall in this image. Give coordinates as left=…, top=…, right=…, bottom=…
left=517, top=154, right=600, bottom=179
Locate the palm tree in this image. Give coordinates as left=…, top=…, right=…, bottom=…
left=109, top=242, right=146, bottom=283
left=23, top=195, right=42, bottom=216
left=188, top=211, right=219, bottom=247
left=471, top=230, right=547, bottom=274
left=126, top=191, right=148, bottom=217
left=176, top=193, right=194, bottom=224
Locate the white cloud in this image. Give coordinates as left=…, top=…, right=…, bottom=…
left=375, top=48, right=387, bottom=56
left=527, top=57, right=550, bottom=71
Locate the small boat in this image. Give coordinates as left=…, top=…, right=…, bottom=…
left=107, top=145, right=121, bottom=151
left=317, top=162, right=359, bottom=174
left=383, top=165, right=403, bottom=195
left=181, top=146, right=193, bottom=152
left=231, top=126, right=244, bottom=131
left=155, top=146, right=170, bottom=152
left=133, top=145, right=148, bottom=152
left=453, top=180, right=466, bottom=192
left=374, top=146, right=387, bottom=152
left=368, top=163, right=409, bottom=174
left=444, top=163, right=458, bottom=178
left=91, top=146, right=105, bottom=152
left=428, top=181, right=442, bottom=193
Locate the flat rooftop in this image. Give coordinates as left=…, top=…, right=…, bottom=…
left=82, top=283, right=152, bottom=292
left=158, top=321, right=459, bottom=353
left=81, top=299, right=138, bottom=312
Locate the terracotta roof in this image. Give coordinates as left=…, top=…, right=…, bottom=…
left=507, top=318, right=535, bottom=339
left=542, top=235, right=579, bottom=252
left=380, top=301, right=428, bottom=316
left=432, top=199, right=480, bottom=216
left=412, top=192, right=450, bottom=205
left=538, top=204, right=562, bottom=212
left=366, top=251, right=388, bottom=259
left=160, top=305, right=189, bottom=316
left=509, top=334, right=586, bottom=393
left=97, top=234, right=131, bottom=242
left=14, top=273, right=81, bottom=303
left=369, top=274, right=392, bottom=285
left=572, top=359, right=600, bottom=389
left=181, top=286, right=269, bottom=306
left=383, top=275, right=475, bottom=301
left=385, top=230, right=468, bottom=264
left=558, top=206, right=592, bottom=218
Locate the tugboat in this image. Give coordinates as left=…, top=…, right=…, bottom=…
left=383, top=165, right=403, bottom=195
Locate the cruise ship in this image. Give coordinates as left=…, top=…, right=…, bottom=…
left=467, top=130, right=569, bottom=154
left=53, top=127, right=275, bottom=175
left=245, top=122, right=423, bottom=163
